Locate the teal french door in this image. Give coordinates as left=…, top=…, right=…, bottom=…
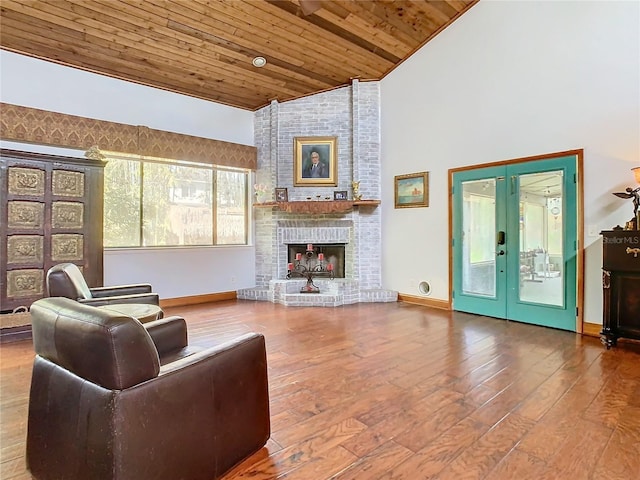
left=452, top=155, right=577, bottom=331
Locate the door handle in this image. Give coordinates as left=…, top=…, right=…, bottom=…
left=497, top=250, right=505, bottom=256
left=497, top=231, right=506, bottom=245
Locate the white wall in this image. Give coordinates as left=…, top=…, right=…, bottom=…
left=0, top=51, right=254, bottom=144
left=1, top=51, right=256, bottom=299
left=381, top=0, right=640, bottom=324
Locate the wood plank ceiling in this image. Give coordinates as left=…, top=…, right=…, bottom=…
left=0, top=0, right=478, bottom=111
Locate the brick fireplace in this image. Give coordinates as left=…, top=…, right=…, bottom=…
left=237, top=81, right=397, bottom=307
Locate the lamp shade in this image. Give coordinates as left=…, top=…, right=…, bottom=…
left=633, top=166, right=640, bottom=184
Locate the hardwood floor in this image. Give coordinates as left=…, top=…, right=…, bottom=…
left=2, top=300, right=640, bottom=479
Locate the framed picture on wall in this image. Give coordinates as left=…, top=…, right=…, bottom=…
left=294, top=136, right=337, bottom=187
left=394, top=172, right=429, bottom=208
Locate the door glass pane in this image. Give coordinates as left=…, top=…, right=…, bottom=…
left=518, top=171, right=564, bottom=306
left=462, top=179, right=496, bottom=297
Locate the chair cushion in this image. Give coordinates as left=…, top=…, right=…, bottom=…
left=30, top=297, right=160, bottom=390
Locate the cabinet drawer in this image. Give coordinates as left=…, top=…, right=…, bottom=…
left=602, top=231, right=640, bottom=272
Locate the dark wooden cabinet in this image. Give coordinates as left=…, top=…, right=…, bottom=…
left=600, top=230, right=640, bottom=348
left=1, top=149, right=105, bottom=313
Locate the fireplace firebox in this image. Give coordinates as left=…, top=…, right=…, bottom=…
left=287, top=244, right=345, bottom=278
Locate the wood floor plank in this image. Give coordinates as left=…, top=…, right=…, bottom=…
left=330, top=440, right=413, bottom=480
left=515, top=387, right=596, bottom=462
left=591, top=405, right=640, bottom=479
left=513, top=368, right=581, bottom=421
left=340, top=400, right=436, bottom=458
left=483, top=449, right=547, bottom=480
left=1, top=301, right=639, bottom=480
left=433, top=412, right=534, bottom=479
left=584, top=368, right=638, bottom=429
left=535, top=418, right=613, bottom=480
left=270, top=382, right=401, bottom=447
left=468, top=371, right=548, bottom=427
left=226, top=417, right=366, bottom=479
left=393, top=398, right=476, bottom=453
left=278, top=445, right=356, bottom=479
left=376, top=416, right=489, bottom=479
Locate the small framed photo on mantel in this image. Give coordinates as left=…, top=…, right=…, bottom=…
left=275, top=187, right=288, bottom=202
left=333, top=190, right=348, bottom=201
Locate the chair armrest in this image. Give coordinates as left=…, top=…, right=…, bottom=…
left=144, top=316, right=188, bottom=356
left=157, top=333, right=264, bottom=375
left=90, top=284, right=152, bottom=297
left=79, top=293, right=160, bottom=306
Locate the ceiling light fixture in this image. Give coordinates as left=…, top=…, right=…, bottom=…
left=252, top=56, right=267, bottom=68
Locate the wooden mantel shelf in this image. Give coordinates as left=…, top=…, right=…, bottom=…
left=254, top=200, right=380, bottom=214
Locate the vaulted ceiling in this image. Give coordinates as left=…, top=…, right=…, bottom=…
left=0, top=0, right=477, bottom=111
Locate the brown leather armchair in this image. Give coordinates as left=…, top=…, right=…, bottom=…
left=27, top=297, right=270, bottom=480
left=46, top=262, right=160, bottom=306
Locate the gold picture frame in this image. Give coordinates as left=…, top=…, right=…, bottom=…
left=394, top=172, right=429, bottom=208
left=294, top=136, right=337, bottom=186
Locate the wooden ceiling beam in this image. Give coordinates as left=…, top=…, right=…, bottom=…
left=446, top=0, right=475, bottom=13
left=367, top=2, right=435, bottom=40
left=314, top=4, right=414, bottom=58
left=264, top=0, right=402, bottom=63
left=395, top=1, right=449, bottom=33
left=327, top=1, right=424, bottom=48
left=423, top=0, right=460, bottom=19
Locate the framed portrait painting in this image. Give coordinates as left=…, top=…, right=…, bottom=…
left=394, top=172, right=429, bottom=208
left=294, top=136, right=337, bottom=186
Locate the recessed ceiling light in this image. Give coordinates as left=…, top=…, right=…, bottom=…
left=252, top=56, right=267, bottom=68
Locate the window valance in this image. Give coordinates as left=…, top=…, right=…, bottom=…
left=0, top=103, right=256, bottom=170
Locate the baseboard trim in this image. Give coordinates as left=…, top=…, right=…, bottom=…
left=0, top=325, right=32, bottom=343
left=160, top=291, right=237, bottom=309
left=582, top=322, right=602, bottom=338
left=397, top=294, right=450, bottom=310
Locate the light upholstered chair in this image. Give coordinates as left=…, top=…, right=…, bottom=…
left=46, top=262, right=159, bottom=306
left=26, top=297, right=271, bottom=480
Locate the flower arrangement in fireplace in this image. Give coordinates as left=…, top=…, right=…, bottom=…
left=287, top=243, right=335, bottom=293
